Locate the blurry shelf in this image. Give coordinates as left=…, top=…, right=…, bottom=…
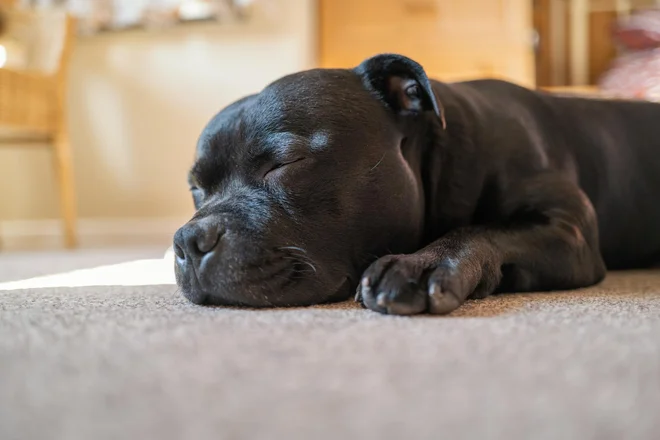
left=541, top=85, right=600, bottom=94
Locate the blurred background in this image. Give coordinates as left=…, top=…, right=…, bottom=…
left=1, top=0, right=659, bottom=251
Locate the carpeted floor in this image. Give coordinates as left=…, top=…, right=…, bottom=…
left=1, top=249, right=659, bottom=440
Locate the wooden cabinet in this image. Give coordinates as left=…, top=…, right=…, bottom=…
left=319, top=0, right=536, bottom=87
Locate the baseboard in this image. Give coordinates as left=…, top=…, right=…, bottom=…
left=0, top=216, right=189, bottom=250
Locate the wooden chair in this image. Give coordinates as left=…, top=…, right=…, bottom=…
left=0, top=8, right=77, bottom=248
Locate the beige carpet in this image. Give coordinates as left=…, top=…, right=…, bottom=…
left=1, top=249, right=659, bottom=440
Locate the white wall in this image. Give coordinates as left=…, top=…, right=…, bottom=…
left=0, top=0, right=316, bottom=247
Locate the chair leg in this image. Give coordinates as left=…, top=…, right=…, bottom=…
left=53, top=132, right=78, bottom=249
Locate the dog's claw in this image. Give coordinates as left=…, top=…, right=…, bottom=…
left=428, top=281, right=461, bottom=314
left=354, top=277, right=371, bottom=304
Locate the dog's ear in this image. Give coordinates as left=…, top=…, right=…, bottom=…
left=355, top=53, right=446, bottom=128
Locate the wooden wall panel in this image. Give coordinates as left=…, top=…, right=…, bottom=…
left=320, top=0, right=536, bottom=87
left=534, top=1, right=619, bottom=87
left=588, top=10, right=617, bottom=84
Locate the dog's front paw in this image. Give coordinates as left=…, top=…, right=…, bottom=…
left=357, top=253, right=500, bottom=315
left=357, top=254, right=429, bottom=315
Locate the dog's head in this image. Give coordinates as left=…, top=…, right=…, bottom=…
left=174, top=54, right=445, bottom=306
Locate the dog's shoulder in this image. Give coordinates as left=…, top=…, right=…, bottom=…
left=451, top=78, right=530, bottom=92
left=447, top=79, right=538, bottom=101
left=431, top=79, right=554, bottom=140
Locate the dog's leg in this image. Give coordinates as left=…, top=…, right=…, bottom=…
left=358, top=175, right=607, bottom=315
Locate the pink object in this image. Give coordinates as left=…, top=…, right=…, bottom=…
left=599, top=49, right=660, bottom=101
left=614, top=9, right=660, bottom=50
left=599, top=9, right=660, bottom=101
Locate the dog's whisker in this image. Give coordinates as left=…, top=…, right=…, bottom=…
left=280, top=256, right=318, bottom=275
left=278, top=246, right=307, bottom=254
left=302, top=260, right=317, bottom=273
left=280, top=256, right=304, bottom=262
left=369, top=153, right=386, bottom=171
left=276, top=245, right=319, bottom=277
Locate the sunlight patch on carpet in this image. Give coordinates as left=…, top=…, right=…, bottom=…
left=0, top=257, right=176, bottom=291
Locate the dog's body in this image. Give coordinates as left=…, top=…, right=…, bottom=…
left=442, top=79, right=660, bottom=270
left=174, top=54, right=660, bottom=315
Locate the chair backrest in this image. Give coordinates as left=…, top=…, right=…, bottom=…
left=2, top=7, right=73, bottom=75
left=0, top=8, right=74, bottom=133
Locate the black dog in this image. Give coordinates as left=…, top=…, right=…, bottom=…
left=173, top=53, right=660, bottom=315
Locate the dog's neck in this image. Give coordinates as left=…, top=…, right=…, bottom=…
left=419, top=82, right=488, bottom=243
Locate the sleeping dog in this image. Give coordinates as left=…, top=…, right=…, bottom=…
left=173, top=53, right=660, bottom=315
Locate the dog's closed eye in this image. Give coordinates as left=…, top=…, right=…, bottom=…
left=190, top=186, right=205, bottom=209
left=264, top=157, right=307, bottom=179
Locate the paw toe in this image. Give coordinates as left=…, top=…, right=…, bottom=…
left=428, top=283, right=461, bottom=314
left=426, top=267, right=466, bottom=315
left=376, top=286, right=426, bottom=315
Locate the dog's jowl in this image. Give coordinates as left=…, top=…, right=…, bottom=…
left=173, top=53, right=660, bottom=315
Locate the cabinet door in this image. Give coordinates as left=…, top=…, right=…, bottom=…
left=319, top=0, right=536, bottom=87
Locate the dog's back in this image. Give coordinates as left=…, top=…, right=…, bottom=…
left=443, top=79, right=660, bottom=268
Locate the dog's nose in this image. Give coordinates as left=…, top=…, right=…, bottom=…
left=173, top=219, right=223, bottom=262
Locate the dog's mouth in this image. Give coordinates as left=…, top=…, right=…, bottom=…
left=177, top=245, right=352, bottom=307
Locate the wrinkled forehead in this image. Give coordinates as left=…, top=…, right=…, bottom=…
left=195, top=96, right=332, bottom=160
left=195, top=94, right=266, bottom=158
left=195, top=69, right=371, bottom=157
